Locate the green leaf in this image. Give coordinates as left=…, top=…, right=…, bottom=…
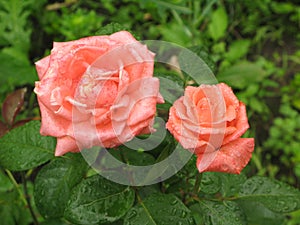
left=0, top=189, right=32, bottom=225
left=225, top=40, right=251, bottom=62
left=0, top=49, right=37, bottom=89
left=0, top=120, right=55, bottom=171
left=0, top=170, right=13, bottom=192
left=178, top=46, right=216, bottom=85
left=34, top=154, right=89, bottom=219
left=95, top=22, right=127, bottom=36
left=218, top=173, right=247, bottom=197
left=217, top=62, right=267, bottom=89
left=208, top=7, right=228, bottom=41
left=200, top=172, right=221, bottom=195
left=155, top=71, right=184, bottom=104
left=190, top=200, right=246, bottom=225
left=238, top=201, right=285, bottom=225
left=159, top=23, right=191, bottom=46
left=200, top=173, right=246, bottom=196
left=187, top=46, right=216, bottom=73
left=153, top=0, right=192, bottom=14
left=64, top=175, right=135, bottom=225
left=95, top=22, right=139, bottom=40
left=237, top=176, right=300, bottom=213
left=39, top=219, right=70, bottom=225
left=109, top=147, right=156, bottom=166
left=124, top=193, right=195, bottom=225
left=271, top=2, right=295, bottom=14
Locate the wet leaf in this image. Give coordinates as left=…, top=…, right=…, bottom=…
left=190, top=200, right=246, bottom=225
left=0, top=188, right=32, bottom=225
left=64, top=175, right=134, bottom=225
left=199, top=172, right=221, bottom=195
left=34, top=154, right=89, bottom=219
left=238, top=201, right=285, bottom=225
left=237, top=176, right=300, bottom=213
left=0, top=120, right=55, bottom=171
left=124, top=193, right=195, bottom=225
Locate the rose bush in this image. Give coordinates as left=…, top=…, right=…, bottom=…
left=34, top=31, right=163, bottom=156
left=166, top=83, right=254, bottom=174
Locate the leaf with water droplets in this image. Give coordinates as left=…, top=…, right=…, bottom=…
left=218, top=173, right=247, bottom=197
left=34, top=154, right=89, bottom=219
left=200, top=172, right=221, bottom=195
left=2, top=87, right=27, bottom=126
left=237, top=201, right=285, bottom=225
left=64, top=175, right=134, bottom=224
left=237, top=176, right=300, bottom=213
left=190, top=200, right=246, bottom=225
left=0, top=120, right=55, bottom=171
left=124, top=193, right=195, bottom=225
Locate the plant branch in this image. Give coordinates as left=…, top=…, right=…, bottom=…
left=21, top=172, right=39, bottom=225
left=192, top=172, right=202, bottom=195
left=5, top=169, right=27, bottom=205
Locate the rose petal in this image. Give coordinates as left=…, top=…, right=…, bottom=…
left=223, top=102, right=250, bottom=145
left=110, top=31, right=137, bottom=44
left=35, top=31, right=163, bottom=156
left=55, top=136, right=80, bottom=156
left=218, top=83, right=239, bottom=110
left=38, top=101, right=72, bottom=138
left=35, top=56, right=50, bottom=80
left=196, top=138, right=255, bottom=174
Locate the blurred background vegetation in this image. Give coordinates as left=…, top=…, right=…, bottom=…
left=0, top=0, right=299, bottom=222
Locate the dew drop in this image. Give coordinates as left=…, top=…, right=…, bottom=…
left=171, top=208, right=177, bottom=216
left=292, top=201, right=299, bottom=210
left=181, top=211, right=187, bottom=218
left=170, top=199, right=178, bottom=205
left=128, top=210, right=137, bottom=220
left=277, top=200, right=286, bottom=211
left=188, top=217, right=194, bottom=225
left=40, top=190, right=45, bottom=196
left=265, top=188, right=271, bottom=193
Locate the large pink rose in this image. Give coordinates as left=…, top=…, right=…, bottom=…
left=166, top=83, right=254, bottom=174
left=34, top=31, right=163, bottom=156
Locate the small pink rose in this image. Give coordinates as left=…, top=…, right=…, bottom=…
left=166, top=83, right=254, bottom=174
left=34, top=31, right=163, bottom=156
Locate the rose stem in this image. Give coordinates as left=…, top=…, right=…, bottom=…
left=21, top=172, right=39, bottom=225
left=192, top=172, right=202, bottom=195
left=5, top=169, right=27, bottom=205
